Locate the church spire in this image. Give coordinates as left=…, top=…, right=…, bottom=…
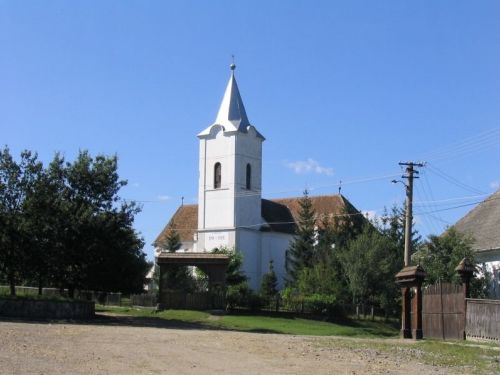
left=198, top=63, right=264, bottom=140
left=213, top=63, right=250, bottom=131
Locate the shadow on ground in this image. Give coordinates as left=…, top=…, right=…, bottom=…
left=0, top=313, right=282, bottom=334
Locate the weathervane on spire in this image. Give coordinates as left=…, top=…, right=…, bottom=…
left=338, top=180, right=342, bottom=195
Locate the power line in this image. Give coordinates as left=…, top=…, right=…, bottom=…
left=426, top=163, right=486, bottom=195
left=123, top=171, right=401, bottom=204
left=415, top=194, right=500, bottom=216
left=421, top=127, right=500, bottom=163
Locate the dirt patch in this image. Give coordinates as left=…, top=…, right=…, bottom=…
left=0, top=316, right=468, bottom=375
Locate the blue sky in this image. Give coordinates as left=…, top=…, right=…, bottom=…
left=1, top=1, right=499, bottom=259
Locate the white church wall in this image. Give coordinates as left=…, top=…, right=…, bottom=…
left=237, top=229, right=262, bottom=290
left=234, top=130, right=263, bottom=229
left=261, top=232, right=293, bottom=289
left=198, top=127, right=236, bottom=230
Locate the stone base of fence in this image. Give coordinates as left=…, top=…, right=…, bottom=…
left=0, top=298, right=95, bottom=319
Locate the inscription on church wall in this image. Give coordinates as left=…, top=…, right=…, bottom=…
left=205, top=232, right=228, bottom=250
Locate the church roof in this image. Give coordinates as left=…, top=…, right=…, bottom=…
left=154, top=194, right=363, bottom=246
left=198, top=65, right=264, bottom=139
left=452, top=189, right=500, bottom=252
left=214, top=65, right=250, bottom=130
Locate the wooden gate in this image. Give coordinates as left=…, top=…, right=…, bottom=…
left=422, top=282, right=465, bottom=340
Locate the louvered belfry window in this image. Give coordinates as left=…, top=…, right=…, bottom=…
left=214, top=162, right=222, bottom=189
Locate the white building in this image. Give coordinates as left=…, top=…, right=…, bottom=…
left=452, top=189, right=500, bottom=298
left=155, top=65, right=362, bottom=290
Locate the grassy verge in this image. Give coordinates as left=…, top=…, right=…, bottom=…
left=96, top=305, right=398, bottom=337
left=319, top=337, right=500, bottom=374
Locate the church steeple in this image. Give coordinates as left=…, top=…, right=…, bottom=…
left=214, top=63, right=250, bottom=131
left=198, top=64, right=264, bottom=139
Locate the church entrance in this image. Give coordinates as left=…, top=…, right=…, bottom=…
left=156, top=252, right=230, bottom=310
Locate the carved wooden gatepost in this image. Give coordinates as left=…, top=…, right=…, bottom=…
left=396, top=265, right=426, bottom=339
left=455, top=257, right=475, bottom=340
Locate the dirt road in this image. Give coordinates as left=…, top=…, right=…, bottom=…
left=0, top=315, right=463, bottom=374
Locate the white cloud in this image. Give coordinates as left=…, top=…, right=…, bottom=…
left=490, top=180, right=499, bottom=190
left=157, top=195, right=171, bottom=201
left=132, top=182, right=140, bottom=188
left=286, top=158, right=334, bottom=176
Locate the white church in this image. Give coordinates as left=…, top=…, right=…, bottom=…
left=155, top=64, right=363, bottom=290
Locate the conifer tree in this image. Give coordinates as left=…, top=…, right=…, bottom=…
left=159, top=223, right=194, bottom=291
left=161, top=222, right=181, bottom=253
left=285, top=190, right=316, bottom=285
left=260, top=260, right=278, bottom=301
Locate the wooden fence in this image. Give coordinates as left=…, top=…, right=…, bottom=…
left=466, top=299, right=500, bottom=341
left=422, top=282, right=465, bottom=340
left=159, top=291, right=225, bottom=310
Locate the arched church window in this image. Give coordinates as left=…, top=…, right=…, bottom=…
left=246, top=163, right=251, bottom=190
left=214, top=162, right=221, bottom=189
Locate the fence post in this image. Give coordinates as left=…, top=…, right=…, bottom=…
left=455, top=258, right=475, bottom=340
left=396, top=265, right=426, bottom=339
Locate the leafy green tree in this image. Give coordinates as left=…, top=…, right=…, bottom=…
left=285, top=190, right=316, bottom=285
left=0, top=148, right=149, bottom=296
left=260, top=260, right=278, bottom=301
left=413, top=227, right=475, bottom=285
left=212, top=247, right=250, bottom=308
left=212, top=246, right=247, bottom=286
left=339, top=224, right=397, bottom=306
left=0, top=147, right=41, bottom=295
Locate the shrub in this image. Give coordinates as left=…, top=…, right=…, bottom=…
left=226, top=282, right=251, bottom=309
left=303, top=293, right=337, bottom=315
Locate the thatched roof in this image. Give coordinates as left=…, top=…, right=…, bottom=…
left=452, top=189, right=500, bottom=252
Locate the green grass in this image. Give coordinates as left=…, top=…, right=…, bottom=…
left=96, top=305, right=398, bottom=337
left=317, top=337, right=500, bottom=374
left=416, top=340, right=500, bottom=373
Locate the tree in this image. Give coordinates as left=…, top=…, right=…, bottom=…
left=56, top=151, right=146, bottom=297
left=158, top=223, right=194, bottom=292
left=160, top=223, right=182, bottom=253
left=0, top=148, right=149, bottom=296
left=0, top=147, right=41, bottom=295
left=260, top=260, right=278, bottom=301
left=285, top=190, right=316, bottom=285
left=339, top=224, right=398, bottom=307
left=212, top=246, right=247, bottom=286
left=413, top=227, right=475, bottom=285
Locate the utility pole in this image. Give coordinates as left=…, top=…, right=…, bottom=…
left=399, top=161, right=425, bottom=266
left=394, top=161, right=425, bottom=339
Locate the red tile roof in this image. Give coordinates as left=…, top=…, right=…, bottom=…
left=154, top=194, right=363, bottom=246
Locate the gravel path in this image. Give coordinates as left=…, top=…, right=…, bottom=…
left=0, top=315, right=462, bottom=375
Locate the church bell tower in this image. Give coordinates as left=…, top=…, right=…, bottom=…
left=196, top=64, right=265, bottom=252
